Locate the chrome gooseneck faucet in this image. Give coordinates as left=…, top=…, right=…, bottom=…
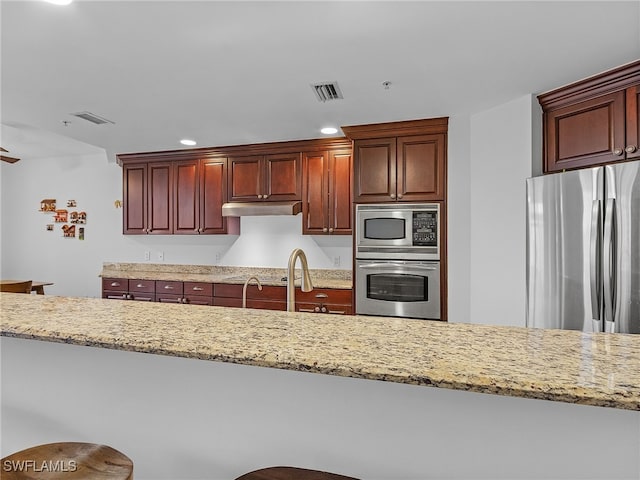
left=287, top=248, right=313, bottom=312
left=242, top=276, right=263, bottom=308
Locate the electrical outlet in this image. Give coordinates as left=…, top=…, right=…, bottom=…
left=158, top=251, right=164, bottom=261
left=333, top=256, right=341, bottom=267
left=144, top=251, right=150, bottom=261
left=215, top=252, right=221, bottom=264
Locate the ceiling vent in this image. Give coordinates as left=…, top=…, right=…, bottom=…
left=311, top=82, right=343, bottom=102
left=70, top=111, right=115, bottom=125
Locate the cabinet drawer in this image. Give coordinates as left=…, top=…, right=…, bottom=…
left=156, top=281, right=184, bottom=295
left=184, top=282, right=213, bottom=297
left=247, top=285, right=286, bottom=301
left=102, top=278, right=128, bottom=293
left=295, top=288, right=352, bottom=304
left=129, top=279, right=156, bottom=293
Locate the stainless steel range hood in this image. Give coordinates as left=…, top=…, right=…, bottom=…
left=221, top=201, right=302, bottom=217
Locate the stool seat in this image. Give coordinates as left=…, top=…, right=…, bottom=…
left=235, top=466, right=359, bottom=480
left=1, top=442, right=133, bottom=479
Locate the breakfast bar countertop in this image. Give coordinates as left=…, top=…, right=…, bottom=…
left=1, top=293, right=639, bottom=411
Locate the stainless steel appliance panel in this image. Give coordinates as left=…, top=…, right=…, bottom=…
left=526, top=167, right=603, bottom=331
left=356, top=260, right=440, bottom=320
left=605, top=162, right=640, bottom=333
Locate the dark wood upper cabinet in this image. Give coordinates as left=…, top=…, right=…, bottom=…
left=173, top=159, right=199, bottom=234
left=302, top=148, right=352, bottom=234
left=228, top=153, right=301, bottom=202
left=119, top=152, right=238, bottom=235
left=539, top=60, right=640, bottom=173
left=200, top=158, right=232, bottom=234
left=343, top=118, right=447, bottom=203
left=122, top=163, right=147, bottom=234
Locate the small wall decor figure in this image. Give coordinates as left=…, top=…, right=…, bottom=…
left=62, top=224, right=76, bottom=237
left=79, top=227, right=85, bottom=240
left=46, top=224, right=54, bottom=231
left=54, top=209, right=68, bottom=223
left=40, top=199, right=56, bottom=212
left=67, top=200, right=77, bottom=207
left=70, top=211, right=87, bottom=224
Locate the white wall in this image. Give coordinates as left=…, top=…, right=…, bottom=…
left=0, top=155, right=351, bottom=298
left=468, top=95, right=539, bottom=326
left=446, top=114, right=471, bottom=323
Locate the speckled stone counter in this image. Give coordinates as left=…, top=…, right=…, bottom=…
left=2, top=293, right=638, bottom=410
left=100, top=262, right=351, bottom=289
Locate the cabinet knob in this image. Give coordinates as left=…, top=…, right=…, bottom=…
left=613, top=148, right=624, bottom=156
left=328, top=227, right=334, bottom=233
left=390, top=193, right=396, bottom=199
left=263, top=194, right=269, bottom=199
left=314, top=306, right=321, bottom=313
left=321, top=306, right=328, bottom=313
left=626, top=145, right=638, bottom=154
left=397, top=193, right=404, bottom=199
left=322, top=227, right=328, bottom=232
left=148, top=228, right=152, bottom=233
left=257, top=194, right=263, bottom=199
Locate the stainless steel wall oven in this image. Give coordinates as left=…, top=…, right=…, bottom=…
left=355, top=203, right=441, bottom=320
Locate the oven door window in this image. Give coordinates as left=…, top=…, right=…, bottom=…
left=367, top=274, right=427, bottom=302
left=364, top=217, right=405, bottom=240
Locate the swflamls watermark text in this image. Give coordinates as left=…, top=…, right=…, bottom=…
left=3, top=459, right=78, bottom=473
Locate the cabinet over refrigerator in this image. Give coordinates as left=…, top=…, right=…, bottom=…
left=526, top=160, right=640, bottom=333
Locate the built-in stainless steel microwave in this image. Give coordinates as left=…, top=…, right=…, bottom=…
left=355, top=203, right=440, bottom=260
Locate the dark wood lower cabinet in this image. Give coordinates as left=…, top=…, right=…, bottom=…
left=103, top=278, right=351, bottom=313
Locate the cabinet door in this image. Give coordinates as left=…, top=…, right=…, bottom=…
left=147, top=162, right=173, bottom=234
left=397, top=134, right=445, bottom=201
left=545, top=91, right=626, bottom=173
left=626, top=85, right=640, bottom=161
left=228, top=155, right=262, bottom=201
left=199, top=158, right=228, bottom=233
left=123, top=164, right=147, bottom=234
left=328, top=150, right=352, bottom=233
left=302, top=151, right=329, bottom=234
left=173, top=159, right=199, bottom=234
left=353, top=138, right=396, bottom=202
left=264, top=152, right=301, bottom=201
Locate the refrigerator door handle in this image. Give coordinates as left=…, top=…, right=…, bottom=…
left=603, top=198, right=617, bottom=333
left=590, top=200, right=602, bottom=331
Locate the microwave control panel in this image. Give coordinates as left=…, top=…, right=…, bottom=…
left=412, top=211, right=438, bottom=246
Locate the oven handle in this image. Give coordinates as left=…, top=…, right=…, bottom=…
left=358, top=263, right=437, bottom=271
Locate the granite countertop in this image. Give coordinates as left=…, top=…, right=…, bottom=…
left=2, top=293, right=639, bottom=410
left=100, top=263, right=351, bottom=289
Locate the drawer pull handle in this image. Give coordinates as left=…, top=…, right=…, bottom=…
left=315, top=293, right=328, bottom=299
left=164, top=285, right=174, bottom=289
left=328, top=310, right=346, bottom=315
left=136, top=284, right=144, bottom=288
left=192, top=287, right=204, bottom=291
left=299, top=308, right=315, bottom=313
left=110, top=282, right=120, bottom=287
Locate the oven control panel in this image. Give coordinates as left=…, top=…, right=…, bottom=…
left=412, top=211, right=438, bottom=246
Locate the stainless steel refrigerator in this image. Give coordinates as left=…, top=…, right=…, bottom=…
left=526, top=160, right=640, bottom=334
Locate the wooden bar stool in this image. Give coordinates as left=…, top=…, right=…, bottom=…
left=235, top=466, right=359, bottom=480
left=1, top=442, right=133, bottom=479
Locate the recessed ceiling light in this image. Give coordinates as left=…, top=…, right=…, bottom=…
left=180, top=139, right=197, bottom=146
left=45, top=0, right=73, bottom=5
left=320, top=127, right=338, bottom=135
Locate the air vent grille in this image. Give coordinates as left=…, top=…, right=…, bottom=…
left=70, top=111, right=115, bottom=125
left=311, top=82, right=343, bottom=102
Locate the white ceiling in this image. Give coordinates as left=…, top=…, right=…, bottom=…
left=1, top=0, right=639, bottom=161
